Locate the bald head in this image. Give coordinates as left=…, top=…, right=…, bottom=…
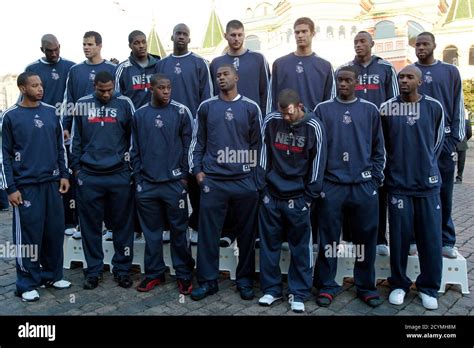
left=400, top=65, right=422, bottom=80
left=40, top=34, right=60, bottom=63
left=173, top=23, right=190, bottom=35
left=41, top=34, right=59, bottom=47
left=398, top=65, right=423, bottom=97
left=172, top=23, right=190, bottom=55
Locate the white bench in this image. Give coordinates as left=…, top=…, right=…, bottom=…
left=63, top=236, right=239, bottom=280
left=334, top=253, right=470, bottom=294
left=63, top=236, right=145, bottom=273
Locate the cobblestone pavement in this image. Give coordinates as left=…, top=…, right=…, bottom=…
left=0, top=145, right=473, bottom=317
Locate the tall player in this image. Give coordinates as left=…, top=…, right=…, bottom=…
left=210, top=19, right=270, bottom=247
left=158, top=23, right=213, bottom=245
left=269, top=17, right=335, bottom=112
left=339, top=31, right=399, bottom=256
left=25, top=34, right=76, bottom=237
left=414, top=32, right=465, bottom=258
left=62, top=31, right=117, bottom=240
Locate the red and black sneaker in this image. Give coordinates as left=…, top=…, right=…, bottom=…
left=177, top=279, right=193, bottom=295
left=136, top=275, right=165, bottom=292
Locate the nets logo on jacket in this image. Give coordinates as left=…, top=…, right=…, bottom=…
left=51, top=69, right=60, bottom=81
left=88, top=108, right=118, bottom=123
left=274, top=131, right=306, bottom=153
left=424, top=71, right=433, bottom=84
left=131, top=74, right=152, bottom=90
left=89, top=70, right=96, bottom=81
left=355, top=73, right=380, bottom=91
left=174, top=63, right=182, bottom=75
left=296, top=62, right=304, bottom=74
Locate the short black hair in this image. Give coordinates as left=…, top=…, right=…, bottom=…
left=356, top=30, right=373, bottom=42
left=226, top=20, right=244, bottom=33
left=216, top=63, right=238, bottom=75
left=94, top=71, right=114, bottom=84
left=83, top=31, right=102, bottom=45
left=337, top=66, right=359, bottom=79
left=17, top=71, right=39, bottom=87
left=417, top=32, right=436, bottom=43
left=278, top=89, right=301, bottom=108
left=128, top=30, right=146, bottom=44
left=150, top=73, right=171, bottom=87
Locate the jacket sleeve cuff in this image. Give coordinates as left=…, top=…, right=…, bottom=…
left=6, top=185, right=17, bottom=194
left=192, top=166, right=203, bottom=175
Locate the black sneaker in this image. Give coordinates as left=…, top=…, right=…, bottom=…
left=114, top=274, right=133, bottom=288
left=83, top=276, right=99, bottom=290
left=237, top=286, right=255, bottom=300
left=190, top=281, right=218, bottom=301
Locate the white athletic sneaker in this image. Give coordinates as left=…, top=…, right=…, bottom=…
left=72, top=230, right=82, bottom=240
left=419, top=292, right=438, bottom=310
left=289, top=300, right=305, bottom=313
left=189, top=229, right=198, bottom=245
left=258, top=294, right=282, bottom=306
left=103, top=230, right=113, bottom=241
left=409, top=243, right=417, bottom=255
left=442, top=246, right=458, bottom=259
left=376, top=244, right=390, bottom=256
left=41, top=279, right=71, bottom=289
left=64, top=227, right=76, bottom=236
left=388, top=289, right=406, bottom=305
left=163, top=230, right=170, bottom=243
left=21, top=289, right=40, bottom=302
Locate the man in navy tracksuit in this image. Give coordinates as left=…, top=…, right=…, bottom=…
left=382, top=65, right=444, bottom=310
left=211, top=19, right=271, bottom=247
left=189, top=64, right=262, bottom=301
left=269, top=17, right=335, bottom=112
left=158, top=23, right=213, bottom=245
left=339, top=31, right=399, bottom=256
left=131, top=73, right=195, bottom=294
left=1, top=72, right=71, bottom=302
left=114, top=30, right=160, bottom=242
left=414, top=32, right=465, bottom=259
left=25, top=34, right=77, bottom=237
left=115, top=30, right=161, bottom=109
left=211, top=20, right=270, bottom=115
left=314, top=66, right=385, bottom=308
left=70, top=71, right=135, bottom=290
left=270, top=17, right=335, bottom=254
left=258, top=89, right=326, bottom=313
left=25, top=34, right=76, bottom=108
left=62, top=31, right=117, bottom=240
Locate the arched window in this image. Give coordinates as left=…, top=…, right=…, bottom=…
left=443, top=45, right=459, bottom=65
left=469, top=45, right=474, bottom=65
left=407, top=21, right=424, bottom=47
left=245, top=8, right=253, bottom=18
left=245, top=35, right=261, bottom=51
left=327, top=26, right=334, bottom=39
left=351, top=25, right=357, bottom=37
left=339, top=25, right=346, bottom=39
left=374, top=20, right=395, bottom=39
